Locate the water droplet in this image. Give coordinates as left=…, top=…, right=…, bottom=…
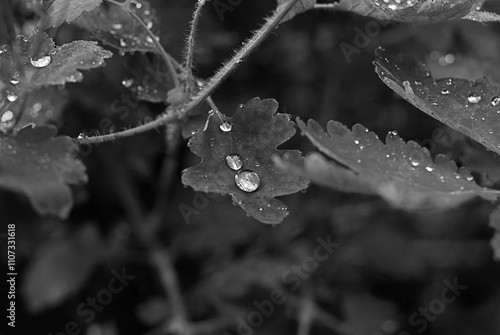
left=112, top=23, right=123, bottom=30
left=1, top=110, right=13, bottom=123
left=6, top=92, right=18, bottom=102
left=122, top=79, right=133, bottom=87
left=77, top=133, right=87, bottom=140
left=492, top=96, right=500, bottom=106
left=467, top=93, right=481, bottom=104
left=414, top=80, right=423, bottom=86
left=220, top=122, right=232, bottom=132
left=146, top=36, right=154, bottom=44
left=440, top=88, right=450, bottom=95
left=235, top=170, right=260, bottom=192
left=146, top=21, right=154, bottom=29
left=466, top=176, right=474, bottom=182
left=10, top=78, right=19, bottom=85
left=354, top=140, right=360, bottom=145
left=425, top=166, right=434, bottom=172
left=30, top=55, right=51, bottom=68
left=410, top=159, right=420, bottom=167
left=119, top=39, right=127, bottom=47
left=226, top=154, right=243, bottom=171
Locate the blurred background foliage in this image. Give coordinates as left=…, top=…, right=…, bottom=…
left=1, top=1, right=500, bottom=335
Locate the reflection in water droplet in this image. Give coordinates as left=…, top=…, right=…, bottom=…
left=467, top=93, right=481, bottom=104
left=10, top=78, right=19, bottom=85
left=492, top=96, right=500, bottom=106
left=440, top=88, right=450, bottom=95
left=1, top=110, right=13, bottom=122
left=122, top=79, right=133, bottom=87
left=6, top=92, right=18, bottom=102
left=235, top=170, right=260, bottom=192
left=30, top=55, right=51, bottom=68
left=226, top=154, right=243, bottom=171
left=220, top=122, right=232, bottom=132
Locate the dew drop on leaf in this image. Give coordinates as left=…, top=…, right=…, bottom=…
left=1, top=110, right=14, bottom=123
left=225, top=154, right=243, bottom=171
left=410, top=159, right=420, bottom=167
left=492, top=96, right=500, bottom=106
left=467, top=92, right=481, bottom=104
left=440, top=88, right=450, bottom=95
left=122, top=79, right=133, bottom=88
left=219, top=122, right=232, bottom=132
left=425, top=166, right=434, bottom=172
left=112, top=23, right=123, bottom=30
left=30, top=55, right=51, bottom=68
left=10, top=78, right=19, bottom=85
left=235, top=170, right=260, bottom=192
left=6, top=92, right=18, bottom=102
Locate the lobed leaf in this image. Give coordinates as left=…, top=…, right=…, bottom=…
left=328, top=0, right=500, bottom=24
left=291, top=118, right=498, bottom=211
left=182, top=98, right=309, bottom=224
left=38, top=0, right=103, bottom=29
left=0, top=125, right=87, bottom=218
left=374, top=47, right=500, bottom=156
left=74, top=0, right=159, bottom=54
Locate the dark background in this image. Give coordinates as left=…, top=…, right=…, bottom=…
left=1, top=1, right=500, bottom=335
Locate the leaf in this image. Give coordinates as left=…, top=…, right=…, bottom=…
left=328, top=0, right=500, bottom=24
left=0, top=125, right=87, bottom=218
left=3, top=86, right=68, bottom=131
left=274, top=152, right=374, bottom=194
left=22, top=225, right=102, bottom=312
left=278, top=0, right=316, bottom=23
left=489, top=207, right=500, bottom=260
left=294, top=118, right=498, bottom=211
left=374, top=47, right=500, bottom=156
left=74, top=0, right=159, bottom=53
left=38, top=0, right=103, bottom=29
left=0, top=30, right=112, bottom=99
left=181, top=98, right=309, bottom=224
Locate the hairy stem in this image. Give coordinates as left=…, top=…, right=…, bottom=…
left=184, top=0, right=208, bottom=91
left=77, top=0, right=301, bottom=145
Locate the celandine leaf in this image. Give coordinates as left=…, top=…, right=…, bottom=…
left=277, top=0, right=316, bottom=23
left=38, top=0, right=103, bottom=29
left=293, top=118, right=498, bottom=211
left=182, top=98, right=309, bottom=224
left=489, top=207, right=500, bottom=261
left=374, top=47, right=500, bottom=156
left=74, top=0, right=159, bottom=54
left=0, top=125, right=87, bottom=218
left=328, top=0, right=500, bottom=24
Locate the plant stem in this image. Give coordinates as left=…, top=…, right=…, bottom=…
left=105, top=0, right=180, bottom=87
left=184, top=0, right=208, bottom=92
left=313, top=4, right=337, bottom=9
left=77, top=0, right=301, bottom=145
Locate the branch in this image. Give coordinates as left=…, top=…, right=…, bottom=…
left=76, top=0, right=301, bottom=145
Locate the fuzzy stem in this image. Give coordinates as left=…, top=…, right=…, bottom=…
left=184, top=0, right=208, bottom=91
left=77, top=0, right=301, bottom=145
left=106, top=0, right=180, bottom=87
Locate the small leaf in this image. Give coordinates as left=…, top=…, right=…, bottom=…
left=374, top=47, right=500, bottom=156
left=489, top=207, right=500, bottom=260
left=75, top=0, right=159, bottom=54
left=38, top=0, right=103, bottom=29
left=182, top=98, right=309, bottom=224
left=277, top=0, right=316, bottom=23
left=0, top=30, right=112, bottom=99
left=0, top=125, right=87, bottom=218
left=295, top=118, right=498, bottom=211
left=328, top=0, right=500, bottom=24
left=22, top=225, right=102, bottom=312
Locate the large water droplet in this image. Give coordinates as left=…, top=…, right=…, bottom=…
left=226, top=154, right=243, bottom=171
left=1, top=110, right=13, bottom=123
left=467, top=93, right=481, bottom=104
left=6, top=92, right=18, bottom=102
left=220, top=122, right=232, bottom=132
left=30, top=55, right=51, bottom=68
left=492, top=96, right=500, bottom=106
left=410, top=159, right=420, bottom=167
left=10, top=78, right=19, bottom=85
left=440, top=88, right=450, bottom=95
left=235, top=170, right=260, bottom=192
